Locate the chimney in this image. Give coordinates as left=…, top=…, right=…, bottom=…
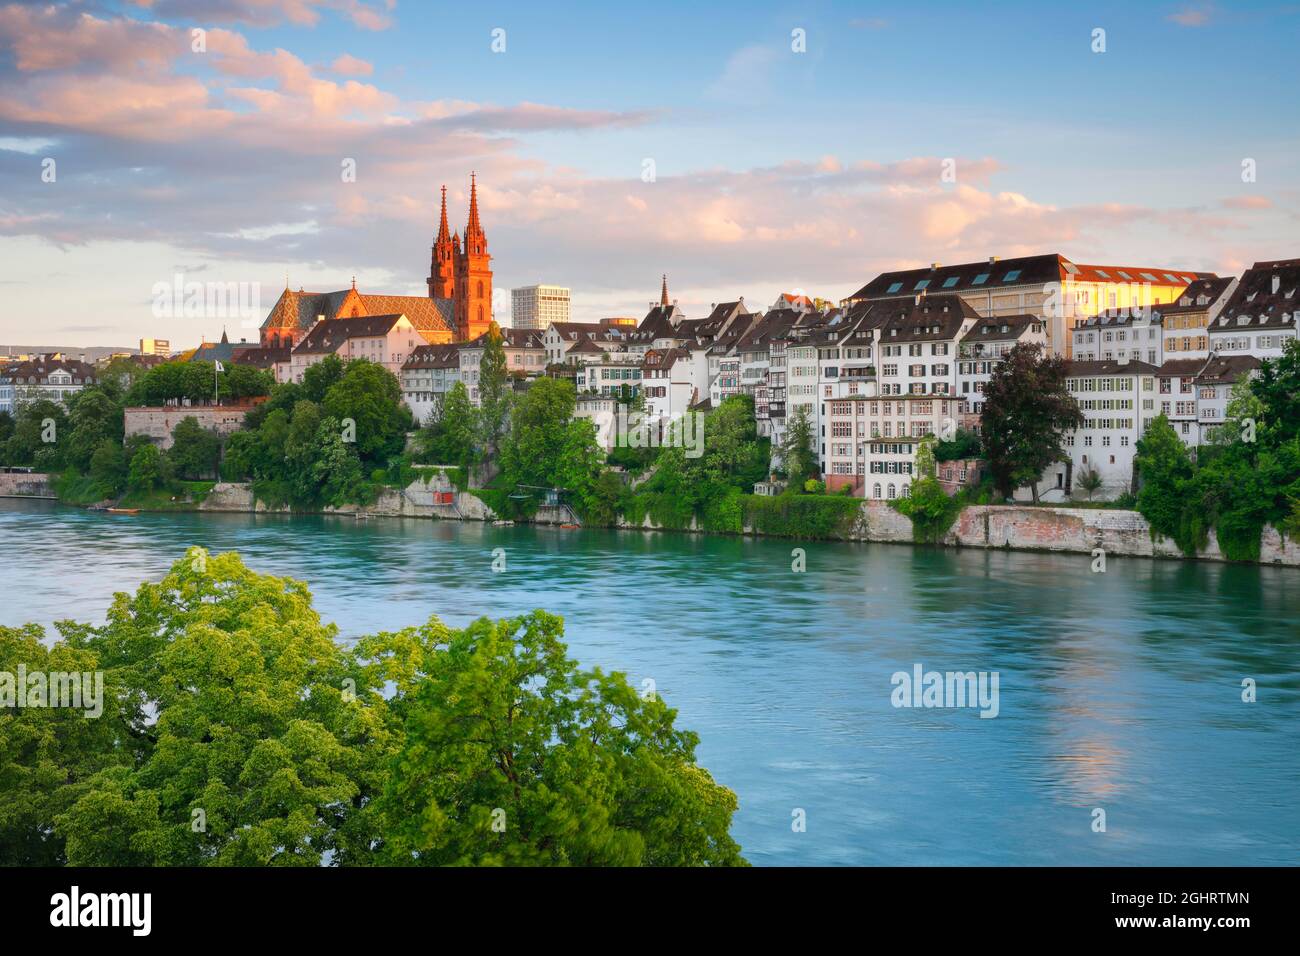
left=989, top=256, right=1000, bottom=265
left=930, top=262, right=941, bottom=270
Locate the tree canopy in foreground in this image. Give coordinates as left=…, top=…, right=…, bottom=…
left=0, top=551, right=745, bottom=867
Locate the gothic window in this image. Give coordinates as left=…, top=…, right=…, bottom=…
left=477, top=281, right=484, bottom=298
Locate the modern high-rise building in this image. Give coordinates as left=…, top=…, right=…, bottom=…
left=139, top=338, right=171, bottom=356
left=511, top=284, right=571, bottom=330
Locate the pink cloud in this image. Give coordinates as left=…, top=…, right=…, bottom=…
left=128, top=0, right=392, bottom=30
left=331, top=53, right=373, bottom=77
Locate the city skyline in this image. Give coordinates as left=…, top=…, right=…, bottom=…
left=1, top=0, right=1298, bottom=347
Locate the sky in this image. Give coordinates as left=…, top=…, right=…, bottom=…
left=0, top=0, right=1297, bottom=348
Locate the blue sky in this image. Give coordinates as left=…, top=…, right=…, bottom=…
left=0, top=0, right=1297, bottom=346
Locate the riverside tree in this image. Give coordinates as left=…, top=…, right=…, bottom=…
left=779, top=404, right=817, bottom=487
left=980, top=342, right=1083, bottom=501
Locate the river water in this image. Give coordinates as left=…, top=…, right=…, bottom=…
left=2, top=499, right=1296, bottom=866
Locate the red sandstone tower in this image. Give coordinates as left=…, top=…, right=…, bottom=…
left=427, top=175, right=493, bottom=342
left=455, top=173, right=493, bottom=341
left=428, top=185, right=456, bottom=301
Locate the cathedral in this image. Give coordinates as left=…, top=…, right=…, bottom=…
left=259, top=175, right=493, bottom=348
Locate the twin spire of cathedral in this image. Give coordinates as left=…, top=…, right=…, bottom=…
left=434, top=174, right=485, bottom=256
left=428, top=174, right=493, bottom=342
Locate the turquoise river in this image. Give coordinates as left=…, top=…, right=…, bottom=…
left=1, top=499, right=1297, bottom=865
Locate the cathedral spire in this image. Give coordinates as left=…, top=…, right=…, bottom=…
left=660, top=274, right=669, bottom=307
left=466, top=172, right=484, bottom=242
left=436, top=184, right=450, bottom=244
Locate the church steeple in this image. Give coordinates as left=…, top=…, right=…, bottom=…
left=428, top=184, right=457, bottom=301
left=660, top=274, right=670, bottom=307
left=436, top=184, right=450, bottom=244
left=464, top=172, right=486, bottom=254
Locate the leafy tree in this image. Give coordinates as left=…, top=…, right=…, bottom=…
left=4, top=552, right=745, bottom=866
left=127, top=360, right=271, bottom=406
left=322, top=360, right=411, bottom=467
left=366, top=610, right=746, bottom=866
left=555, top=418, right=605, bottom=513
left=168, top=416, right=222, bottom=480
left=1134, top=415, right=1195, bottom=547
left=0, top=623, right=126, bottom=865
left=475, top=322, right=511, bottom=466
left=779, top=404, right=816, bottom=487
left=52, top=552, right=391, bottom=866
left=1253, top=338, right=1300, bottom=447
left=284, top=400, right=324, bottom=504
left=980, top=343, right=1083, bottom=501
left=934, top=427, right=982, bottom=462
left=64, top=387, right=125, bottom=473
left=312, top=416, right=368, bottom=507
left=1074, top=465, right=1104, bottom=502
left=416, top=381, right=476, bottom=468
left=89, top=439, right=128, bottom=496
left=893, top=477, right=961, bottom=544
left=0, top=410, right=14, bottom=448
left=127, top=442, right=165, bottom=492
left=3, top=400, right=67, bottom=467
left=499, top=377, right=578, bottom=490
left=301, top=354, right=346, bottom=404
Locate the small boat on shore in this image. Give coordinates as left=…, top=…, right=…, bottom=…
left=107, top=508, right=140, bottom=515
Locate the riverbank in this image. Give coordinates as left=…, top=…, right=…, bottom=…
left=8, top=473, right=1297, bottom=566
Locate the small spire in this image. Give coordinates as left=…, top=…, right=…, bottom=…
left=351, top=275, right=356, bottom=290
left=436, top=184, right=450, bottom=244
left=466, top=171, right=483, bottom=240
left=660, top=274, right=669, bottom=307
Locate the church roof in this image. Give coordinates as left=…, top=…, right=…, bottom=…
left=261, top=288, right=454, bottom=336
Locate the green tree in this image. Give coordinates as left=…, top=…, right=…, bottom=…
left=4, top=400, right=67, bottom=467
left=168, top=416, right=222, bottom=480
left=52, top=552, right=391, bottom=866
left=301, top=354, right=346, bottom=404
left=64, top=387, right=125, bottom=473
left=127, top=442, right=165, bottom=492
left=779, top=404, right=816, bottom=488
left=284, top=400, right=324, bottom=504
left=416, top=381, right=475, bottom=468
left=475, top=322, right=511, bottom=467
left=312, top=416, right=368, bottom=507
left=1133, top=415, right=1195, bottom=547
left=0, top=623, right=127, bottom=865
left=980, top=343, right=1083, bottom=501
left=89, top=439, right=128, bottom=496
left=499, top=377, right=577, bottom=489
left=322, top=360, right=411, bottom=467
left=1074, top=465, right=1104, bottom=502
left=934, top=427, right=982, bottom=462
left=366, top=610, right=746, bottom=866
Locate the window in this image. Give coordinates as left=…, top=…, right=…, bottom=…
left=886, top=282, right=903, bottom=293
left=915, top=280, right=930, bottom=291
left=972, top=273, right=989, bottom=285
left=1002, top=270, right=1022, bottom=282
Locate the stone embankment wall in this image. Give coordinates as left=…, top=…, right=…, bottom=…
left=0, top=472, right=55, bottom=498
left=854, top=501, right=1300, bottom=566
left=128, top=480, right=1300, bottom=567
left=198, top=481, right=498, bottom=521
